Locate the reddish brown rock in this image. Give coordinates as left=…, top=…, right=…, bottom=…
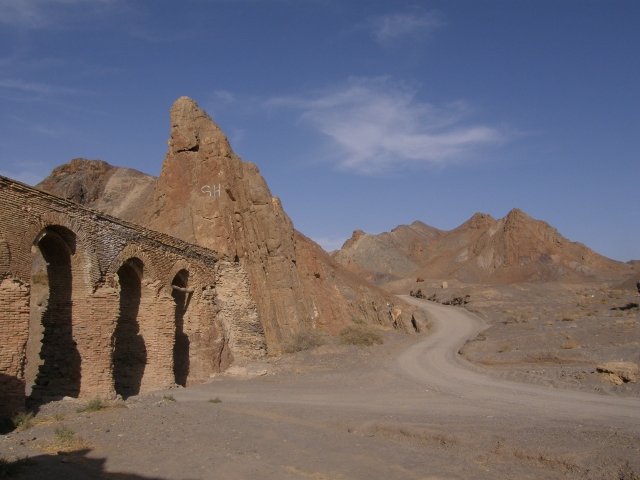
left=136, top=97, right=313, bottom=345
left=37, top=158, right=156, bottom=222
left=333, top=209, right=632, bottom=286
left=38, top=97, right=417, bottom=347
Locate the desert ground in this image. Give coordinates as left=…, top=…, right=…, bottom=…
left=2, top=294, right=639, bottom=480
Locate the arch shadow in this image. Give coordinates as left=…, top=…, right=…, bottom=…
left=113, top=259, right=146, bottom=398
left=28, top=227, right=81, bottom=402
left=172, top=270, right=191, bottom=387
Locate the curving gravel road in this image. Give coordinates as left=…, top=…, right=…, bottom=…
left=399, top=296, right=640, bottom=423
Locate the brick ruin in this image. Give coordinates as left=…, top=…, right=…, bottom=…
left=0, top=176, right=266, bottom=417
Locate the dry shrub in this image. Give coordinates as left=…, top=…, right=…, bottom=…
left=499, top=344, right=511, bottom=353
left=40, top=425, right=90, bottom=454
left=505, top=313, right=530, bottom=324
left=339, top=326, right=383, bottom=346
left=282, top=330, right=326, bottom=353
left=562, top=337, right=580, bottom=349
left=374, top=423, right=458, bottom=447
left=76, top=398, right=106, bottom=413
left=11, top=412, right=34, bottom=432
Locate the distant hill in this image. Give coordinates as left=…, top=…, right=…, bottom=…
left=37, top=158, right=156, bottom=223
left=332, top=209, right=633, bottom=285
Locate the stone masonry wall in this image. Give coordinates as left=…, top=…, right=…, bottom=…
left=0, top=176, right=265, bottom=417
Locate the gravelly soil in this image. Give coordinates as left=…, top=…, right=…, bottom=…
left=1, top=297, right=639, bottom=479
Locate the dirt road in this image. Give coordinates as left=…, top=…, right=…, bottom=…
left=3, top=297, right=640, bottom=479
left=400, top=296, right=640, bottom=422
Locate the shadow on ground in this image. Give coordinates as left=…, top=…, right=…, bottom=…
left=2, top=448, right=191, bottom=480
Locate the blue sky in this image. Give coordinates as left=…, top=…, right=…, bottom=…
left=1, top=1, right=638, bottom=261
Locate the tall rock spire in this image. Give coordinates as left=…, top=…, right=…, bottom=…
left=140, top=97, right=310, bottom=344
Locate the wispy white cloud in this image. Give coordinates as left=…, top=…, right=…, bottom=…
left=268, top=77, right=506, bottom=175
left=367, top=9, right=443, bottom=46
left=0, top=78, right=79, bottom=96
left=0, top=0, right=118, bottom=29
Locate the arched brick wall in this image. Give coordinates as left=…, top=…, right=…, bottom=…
left=0, top=176, right=266, bottom=417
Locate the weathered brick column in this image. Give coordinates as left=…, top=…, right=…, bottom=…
left=0, top=278, right=30, bottom=416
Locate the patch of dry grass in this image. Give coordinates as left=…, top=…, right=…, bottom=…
left=562, top=337, right=580, bottom=349
left=339, top=326, right=383, bottom=346
left=282, top=330, right=326, bottom=354
left=40, top=425, right=91, bottom=454
left=505, top=313, right=530, bottom=324
left=76, top=398, right=107, bottom=413
left=374, top=423, right=459, bottom=447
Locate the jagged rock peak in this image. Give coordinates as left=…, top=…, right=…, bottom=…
left=168, top=96, right=232, bottom=157
left=342, top=230, right=367, bottom=250
left=505, top=208, right=532, bottom=222
left=51, top=158, right=113, bottom=175
left=463, top=212, right=495, bottom=229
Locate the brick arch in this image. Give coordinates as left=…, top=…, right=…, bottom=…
left=167, top=260, right=194, bottom=291
left=0, top=232, right=10, bottom=277
left=22, top=212, right=100, bottom=288
left=28, top=224, right=81, bottom=400
left=108, top=245, right=158, bottom=285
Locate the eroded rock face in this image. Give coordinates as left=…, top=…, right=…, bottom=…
left=36, top=97, right=418, bottom=347
left=136, top=97, right=309, bottom=344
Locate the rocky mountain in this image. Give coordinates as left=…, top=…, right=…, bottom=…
left=37, top=97, right=418, bottom=347
left=37, top=158, right=156, bottom=222
left=333, top=209, right=633, bottom=286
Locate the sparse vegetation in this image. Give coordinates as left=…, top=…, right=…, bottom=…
left=505, top=313, right=530, bottom=324
left=76, top=398, right=106, bottom=413
left=282, top=330, right=326, bottom=353
left=562, top=337, right=580, bottom=349
left=40, top=425, right=90, bottom=454
left=499, top=344, right=511, bottom=353
left=163, top=395, right=176, bottom=402
left=208, top=397, right=222, bottom=403
left=339, top=326, right=384, bottom=346
left=11, top=412, right=34, bottom=431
